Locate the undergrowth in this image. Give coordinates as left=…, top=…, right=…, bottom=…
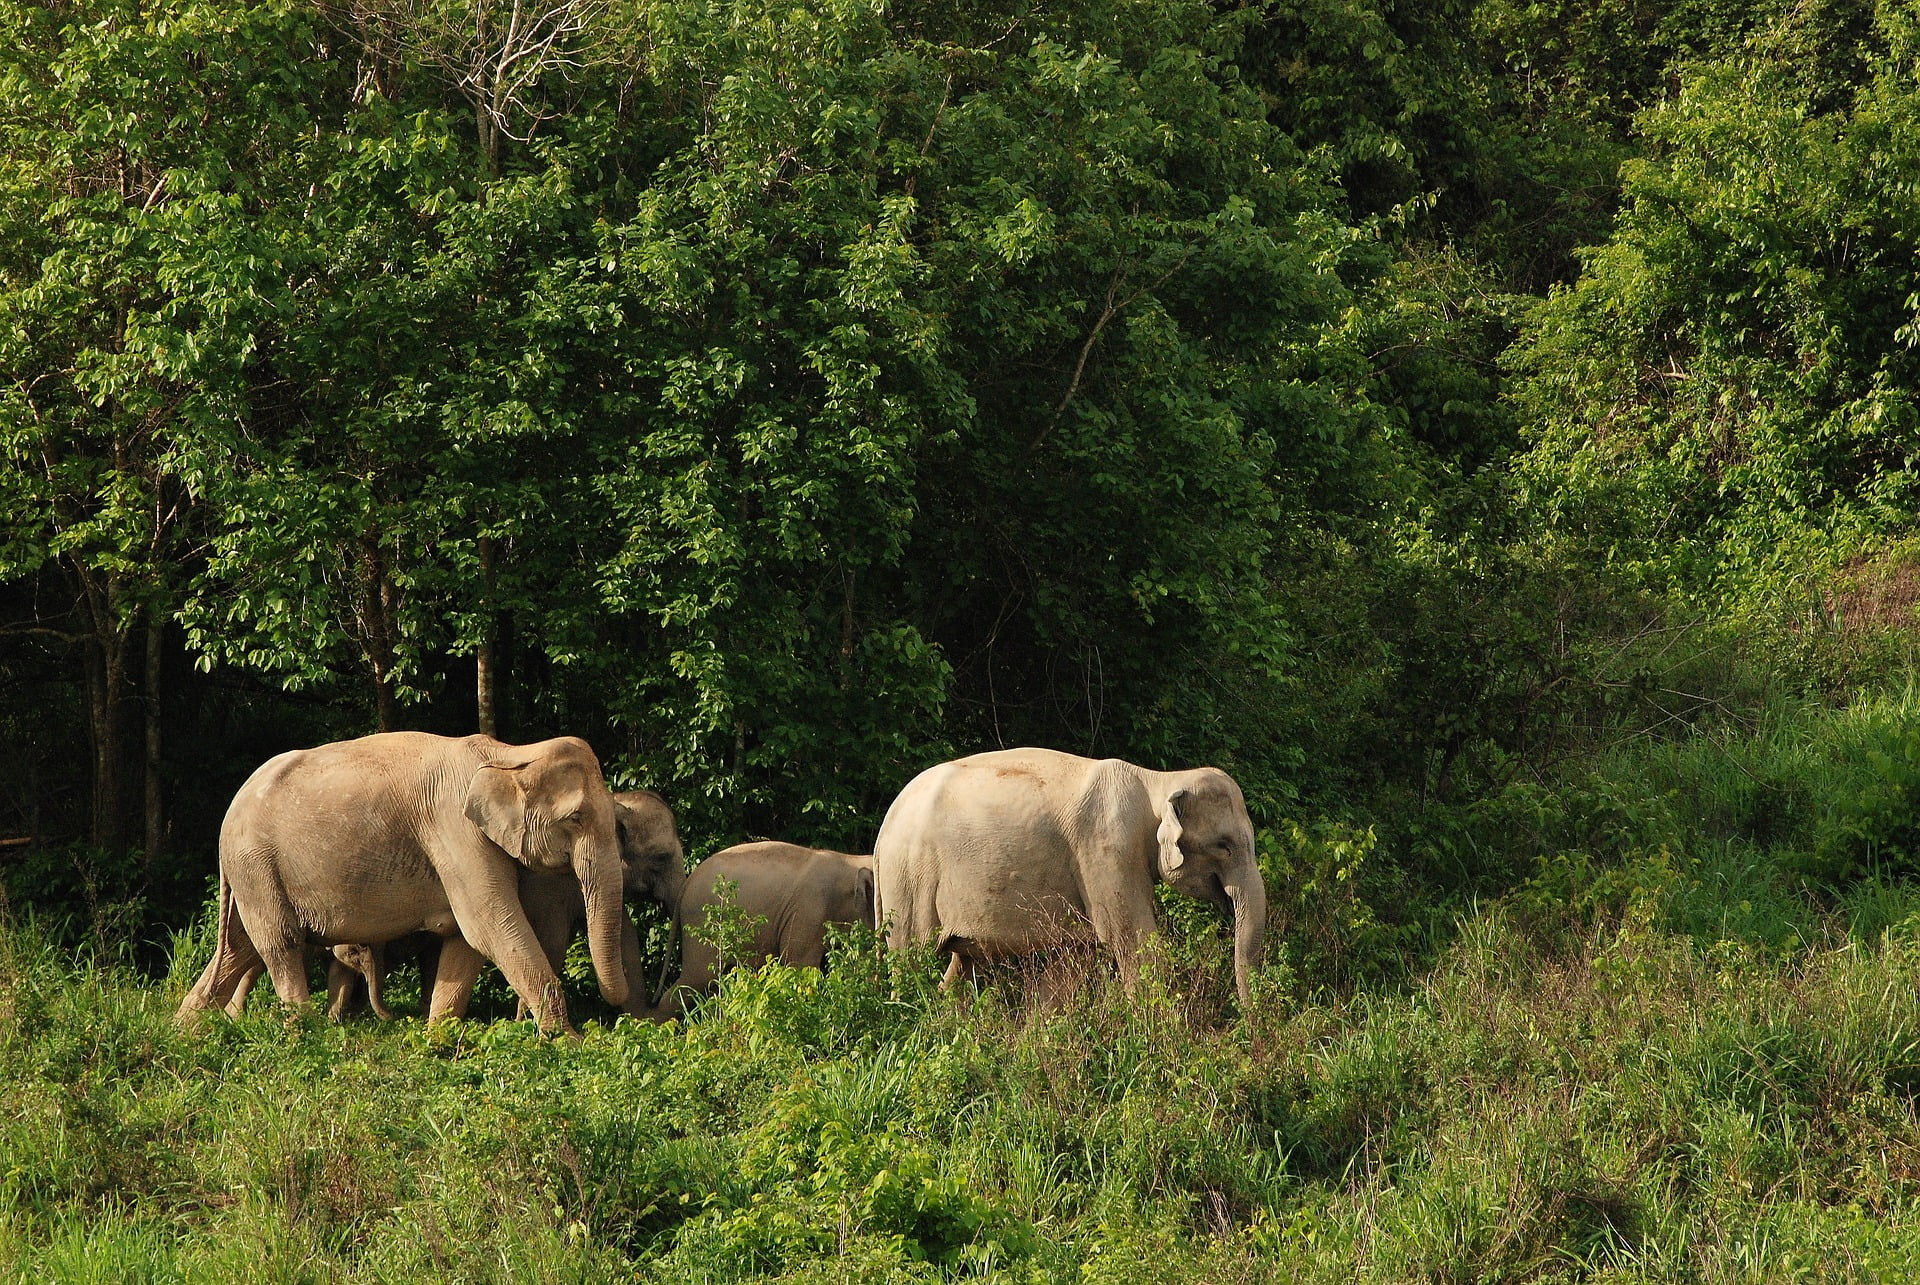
left=6, top=693, right=1920, bottom=1280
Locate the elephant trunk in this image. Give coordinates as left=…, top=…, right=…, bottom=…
left=1225, top=870, right=1267, bottom=1009
left=575, top=835, right=630, bottom=1009
left=646, top=859, right=690, bottom=1009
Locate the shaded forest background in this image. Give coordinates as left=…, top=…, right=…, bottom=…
left=4, top=0, right=1920, bottom=952
left=14, top=1, right=1920, bottom=1279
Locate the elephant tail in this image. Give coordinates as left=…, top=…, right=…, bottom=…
left=176, top=872, right=238, bottom=1022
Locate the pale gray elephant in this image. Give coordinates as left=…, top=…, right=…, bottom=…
left=306, top=792, right=683, bottom=1024
left=507, top=789, right=685, bottom=1018
left=872, top=748, right=1266, bottom=1006
left=176, top=733, right=632, bottom=1034
left=319, top=933, right=444, bottom=1020
left=653, top=842, right=875, bottom=1017
left=326, top=943, right=392, bottom=1019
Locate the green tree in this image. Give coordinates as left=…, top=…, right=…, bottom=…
left=1511, top=5, right=1920, bottom=663
left=0, top=0, right=343, bottom=855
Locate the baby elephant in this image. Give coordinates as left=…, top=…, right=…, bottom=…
left=655, top=842, right=874, bottom=1016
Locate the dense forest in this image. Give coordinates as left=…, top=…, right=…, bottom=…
left=6, top=0, right=1920, bottom=1278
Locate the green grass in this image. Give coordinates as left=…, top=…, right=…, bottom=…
left=8, top=694, right=1920, bottom=1280
left=5, top=891, right=1920, bottom=1280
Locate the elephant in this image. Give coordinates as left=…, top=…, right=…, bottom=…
left=653, top=842, right=875, bottom=1017
left=287, top=791, right=684, bottom=1025
left=326, top=943, right=393, bottom=1019
left=176, top=732, right=633, bottom=1034
left=871, top=748, right=1267, bottom=1006
left=506, top=788, right=685, bottom=1019
left=223, top=941, right=403, bottom=1019
left=318, top=933, right=445, bottom=1020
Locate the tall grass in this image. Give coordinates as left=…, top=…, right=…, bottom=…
left=5, top=694, right=1920, bottom=1279
left=5, top=896, right=1920, bottom=1279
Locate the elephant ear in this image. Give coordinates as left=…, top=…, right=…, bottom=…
left=615, top=799, right=658, bottom=862
left=853, top=863, right=877, bottom=929
left=464, top=761, right=531, bottom=862
left=1156, top=788, right=1189, bottom=874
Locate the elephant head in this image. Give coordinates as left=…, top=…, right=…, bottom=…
left=1153, top=768, right=1266, bottom=1007
left=464, top=737, right=630, bottom=1008
left=614, top=789, right=685, bottom=1007
left=613, top=789, right=686, bottom=909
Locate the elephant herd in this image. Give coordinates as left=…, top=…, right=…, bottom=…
left=175, top=733, right=1267, bottom=1034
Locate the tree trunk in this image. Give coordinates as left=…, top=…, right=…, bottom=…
left=476, top=640, right=498, bottom=737
left=476, top=534, right=498, bottom=738
left=359, top=538, right=401, bottom=732
left=85, top=608, right=133, bottom=854
left=143, top=607, right=164, bottom=870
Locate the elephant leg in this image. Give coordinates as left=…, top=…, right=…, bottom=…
left=361, top=947, right=393, bottom=1020
left=426, top=936, right=485, bottom=1023
left=1032, top=947, right=1095, bottom=1013
left=178, top=883, right=265, bottom=1021
left=258, top=936, right=312, bottom=1009
left=679, top=932, right=719, bottom=992
left=940, top=949, right=974, bottom=990
left=650, top=925, right=716, bottom=1020
left=414, top=933, right=440, bottom=1001
left=325, top=953, right=359, bottom=1020
left=513, top=886, right=576, bottom=1020
left=239, top=895, right=313, bottom=1010
left=224, top=962, right=264, bottom=1017
left=648, top=982, right=685, bottom=1020
left=1085, top=886, right=1158, bottom=996
left=784, top=914, right=829, bottom=971
left=207, top=933, right=266, bottom=1015
left=440, top=849, right=576, bottom=1034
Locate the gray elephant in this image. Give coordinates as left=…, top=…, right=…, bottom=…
left=872, top=748, right=1267, bottom=1006
left=324, top=942, right=393, bottom=1019
left=653, top=842, right=875, bottom=1017
left=318, top=934, right=444, bottom=1020
left=176, top=732, right=633, bottom=1034
left=509, top=788, right=685, bottom=1018
left=302, top=791, right=684, bottom=1024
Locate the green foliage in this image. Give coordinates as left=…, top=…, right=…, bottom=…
left=15, top=803, right=1920, bottom=1280
left=14, top=0, right=1920, bottom=1270
left=2, top=0, right=1446, bottom=860
left=686, top=878, right=767, bottom=981
left=1511, top=6, right=1920, bottom=640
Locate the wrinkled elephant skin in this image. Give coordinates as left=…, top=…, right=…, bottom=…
left=175, top=732, right=631, bottom=1034
left=872, top=748, right=1266, bottom=1006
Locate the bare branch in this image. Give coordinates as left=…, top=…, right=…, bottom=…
left=355, top=0, right=613, bottom=150
left=1030, top=247, right=1193, bottom=451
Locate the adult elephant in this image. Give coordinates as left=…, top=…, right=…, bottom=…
left=509, top=789, right=685, bottom=1018
left=872, top=748, right=1266, bottom=1006
left=304, top=792, right=683, bottom=1024
left=654, top=842, right=874, bottom=1017
left=176, top=733, right=632, bottom=1034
